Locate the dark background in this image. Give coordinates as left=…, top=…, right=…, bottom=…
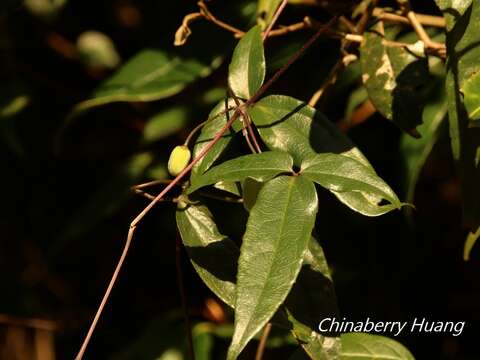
left=0, top=0, right=478, bottom=359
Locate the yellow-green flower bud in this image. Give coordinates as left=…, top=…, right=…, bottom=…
left=168, top=145, right=191, bottom=176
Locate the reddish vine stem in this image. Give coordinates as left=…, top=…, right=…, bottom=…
left=74, top=16, right=337, bottom=360
left=263, top=0, right=289, bottom=40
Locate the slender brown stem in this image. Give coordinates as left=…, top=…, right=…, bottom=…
left=228, top=88, right=262, bottom=153
left=250, top=16, right=338, bottom=105
left=75, top=16, right=338, bottom=359
left=176, top=234, right=195, bottom=360
left=255, top=323, right=272, bottom=360
left=132, top=179, right=173, bottom=190
left=373, top=8, right=445, bottom=28
left=198, top=1, right=244, bottom=37
left=263, top=0, right=289, bottom=40
left=134, top=189, right=174, bottom=202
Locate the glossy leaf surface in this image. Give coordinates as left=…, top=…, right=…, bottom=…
left=228, top=176, right=318, bottom=359
left=228, top=25, right=265, bottom=99
left=340, top=333, right=415, bottom=360
left=189, top=151, right=293, bottom=193
left=176, top=199, right=238, bottom=307
left=248, top=95, right=402, bottom=215
left=301, top=153, right=402, bottom=212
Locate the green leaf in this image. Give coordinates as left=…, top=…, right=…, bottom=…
left=248, top=95, right=402, bottom=216
left=400, top=77, right=447, bottom=204
left=464, top=227, right=480, bottom=261
left=228, top=25, right=265, bottom=99
left=227, top=176, right=318, bottom=360
left=360, top=27, right=429, bottom=136
left=73, top=49, right=221, bottom=113
left=242, top=177, right=264, bottom=212
left=462, top=71, right=480, bottom=125
left=284, top=238, right=341, bottom=359
left=257, top=0, right=282, bottom=29
left=57, top=152, right=153, bottom=242
left=435, top=0, right=472, bottom=17
left=176, top=199, right=238, bottom=307
left=248, top=95, right=370, bottom=166
left=301, top=154, right=402, bottom=215
left=443, top=0, right=480, bottom=229
left=188, top=151, right=293, bottom=193
left=142, top=106, right=189, bottom=144
left=340, top=333, right=415, bottom=360
left=190, top=99, right=239, bottom=183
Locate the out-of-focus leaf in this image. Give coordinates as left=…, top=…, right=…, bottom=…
left=73, top=49, right=221, bottom=113
left=228, top=176, right=318, bottom=360
left=228, top=25, right=265, bottom=99
left=111, top=316, right=214, bottom=360
left=188, top=151, right=293, bottom=193
left=464, top=227, right=480, bottom=261
left=248, top=95, right=402, bottom=216
left=344, top=86, right=368, bottom=121
left=0, top=95, right=30, bottom=119
left=176, top=199, right=238, bottom=307
left=462, top=71, right=480, bottom=125
left=192, top=323, right=214, bottom=360
left=442, top=0, right=480, bottom=229
left=400, top=78, right=447, bottom=203
left=24, top=0, right=67, bottom=20
left=76, top=31, right=121, bottom=69
left=56, top=152, right=153, bottom=245
left=435, top=0, right=472, bottom=16
left=142, top=106, right=189, bottom=144
left=256, top=0, right=282, bottom=29
left=190, top=99, right=239, bottom=183
left=360, top=28, right=429, bottom=136
left=340, top=333, right=415, bottom=359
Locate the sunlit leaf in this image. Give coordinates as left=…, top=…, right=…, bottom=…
left=228, top=25, right=265, bottom=99
left=142, top=106, right=189, bottom=144
left=340, top=333, right=415, bottom=360
left=464, top=227, right=480, bottom=261
left=248, top=95, right=402, bottom=216
left=301, top=153, right=402, bottom=213
left=190, top=98, right=239, bottom=183
left=176, top=199, right=238, bottom=307
left=256, top=0, right=282, bottom=29
left=360, top=27, right=429, bottom=136
left=76, top=30, right=120, bottom=69
left=73, top=49, right=221, bottom=113
left=228, top=176, right=318, bottom=360
left=435, top=0, right=472, bottom=16
left=188, top=151, right=293, bottom=193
